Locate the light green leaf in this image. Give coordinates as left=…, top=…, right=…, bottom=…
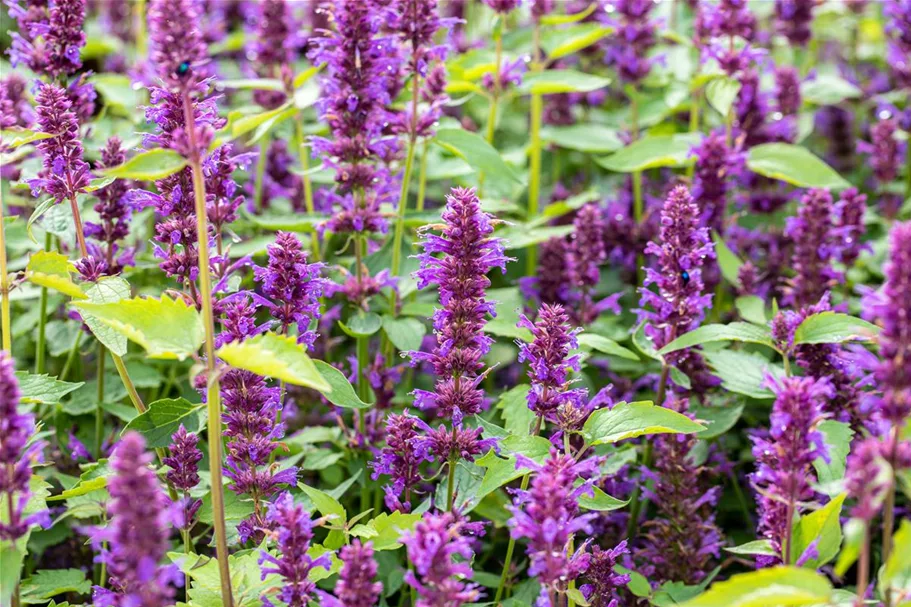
left=72, top=295, right=204, bottom=360
left=813, top=421, right=854, bottom=489
left=90, top=73, right=140, bottom=116
left=198, top=489, right=254, bottom=545
left=540, top=2, right=597, bottom=24
left=705, top=76, right=742, bottom=117
left=677, top=566, right=833, bottom=607
left=98, top=148, right=188, bottom=180
left=596, top=134, right=701, bottom=172
left=692, top=402, right=745, bottom=439
left=881, top=520, right=911, bottom=595
left=293, top=64, right=324, bottom=88
left=496, top=385, right=535, bottom=436
left=349, top=511, right=422, bottom=551
left=299, top=483, right=346, bottom=524
left=703, top=349, right=784, bottom=400
left=724, top=540, right=778, bottom=557
left=746, top=143, right=850, bottom=190
left=80, top=276, right=131, bottom=356
left=519, top=69, right=610, bottom=94
left=0, top=128, right=55, bottom=148
left=659, top=323, right=776, bottom=355
left=577, top=333, right=640, bottom=361
left=20, top=569, right=91, bottom=604
left=14, top=371, right=84, bottom=405
left=540, top=124, right=624, bottom=153
left=434, top=127, right=524, bottom=185
left=124, top=398, right=204, bottom=448
left=216, top=332, right=331, bottom=392
left=219, top=78, right=284, bottom=91
left=542, top=24, right=613, bottom=60
left=801, top=75, right=861, bottom=106
left=26, top=251, right=86, bottom=299
left=25, top=198, right=55, bottom=244
left=312, top=360, right=372, bottom=409
left=578, top=485, right=628, bottom=511
left=382, top=316, right=426, bottom=353
left=582, top=401, right=704, bottom=445
left=792, top=312, right=880, bottom=345
left=712, top=230, right=743, bottom=286
left=736, top=296, right=768, bottom=326
left=497, top=224, right=574, bottom=250
left=339, top=312, right=383, bottom=338
left=791, top=493, right=846, bottom=569
left=835, top=518, right=865, bottom=577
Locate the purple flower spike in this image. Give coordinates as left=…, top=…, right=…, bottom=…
left=691, top=131, right=742, bottom=235
left=163, top=424, right=203, bottom=530
left=409, top=187, right=510, bottom=423
left=371, top=410, right=433, bottom=513
left=775, top=0, right=817, bottom=47
left=517, top=304, right=585, bottom=419
left=775, top=66, right=801, bottom=115
left=249, top=0, right=301, bottom=109
left=259, top=492, right=332, bottom=607
left=0, top=353, right=50, bottom=542
left=30, top=82, right=91, bottom=205
left=483, top=0, right=522, bottom=13
left=750, top=375, right=832, bottom=565
left=783, top=188, right=841, bottom=308
left=91, top=432, right=178, bottom=607
left=6, top=0, right=86, bottom=77
left=603, top=0, right=660, bottom=84
left=84, top=137, right=134, bottom=276
left=581, top=541, right=630, bottom=607
left=834, top=187, right=868, bottom=268
left=402, top=510, right=484, bottom=607
left=845, top=437, right=893, bottom=522
left=319, top=540, right=382, bottom=607
left=508, top=450, right=599, bottom=605
left=873, top=221, right=911, bottom=426
left=570, top=203, right=607, bottom=323
left=886, top=0, right=911, bottom=89
left=858, top=116, right=902, bottom=184
left=148, top=0, right=209, bottom=89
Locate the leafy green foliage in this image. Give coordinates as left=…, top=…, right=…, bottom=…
left=123, top=398, right=205, bottom=448
left=217, top=332, right=331, bottom=391
left=582, top=401, right=704, bottom=445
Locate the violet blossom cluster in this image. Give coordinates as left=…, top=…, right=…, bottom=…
left=249, top=0, right=301, bottom=109
left=570, top=203, right=608, bottom=324
left=603, top=0, right=660, bottom=84
left=783, top=188, right=842, bottom=308
left=0, top=353, right=50, bottom=542
left=774, top=0, right=817, bottom=47
left=163, top=425, right=203, bottom=531
left=371, top=410, right=431, bottom=512
left=581, top=541, right=630, bottom=607
left=695, top=0, right=761, bottom=75
left=319, top=540, right=383, bottom=607
left=91, top=432, right=179, bottom=607
left=410, top=187, right=509, bottom=424
left=30, top=82, right=91, bottom=206
left=638, top=398, right=723, bottom=585
left=6, top=0, right=86, bottom=77
left=750, top=375, right=832, bottom=565
left=84, top=137, right=135, bottom=277
left=508, top=450, right=598, bottom=606
left=844, top=436, right=894, bottom=522
left=691, top=131, right=743, bottom=235
left=639, top=185, right=717, bottom=393
left=885, top=0, right=911, bottom=89
left=858, top=115, right=902, bottom=186
left=259, top=492, right=332, bottom=607
left=401, top=510, right=484, bottom=607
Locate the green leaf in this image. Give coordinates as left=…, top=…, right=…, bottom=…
left=596, top=134, right=700, bottom=173
left=217, top=332, right=331, bottom=391
left=658, top=322, right=776, bottom=355
left=496, top=385, right=536, bottom=436
left=746, top=143, right=851, bottom=190
left=540, top=2, right=598, bottom=24
left=124, top=398, right=204, bottom=448
left=705, top=76, right=742, bottom=117
left=724, top=540, right=778, bottom=557
left=677, top=566, right=833, bottom=607
left=703, top=349, right=784, bottom=400
left=0, top=545, right=25, bottom=606
left=813, top=421, right=854, bottom=489
left=712, top=231, right=744, bottom=286
left=0, top=128, right=55, bottom=148
left=498, top=224, right=574, bottom=250
left=98, top=148, right=188, bottom=180
left=25, top=197, right=55, bottom=243
left=577, top=333, right=640, bottom=361
left=801, top=75, right=861, bottom=106
left=792, top=312, right=880, bottom=345
left=578, top=485, right=628, bottom=511
left=198, top=488, right=254, bottom=545
left=299, top=483, right=346, bottom=524
left=20, top=569, right=91, bottom=604
left=90, top=73, right=140, bottom=116
left=736, top=295, right=768, bottom=325
left=26, top=251, right=87, bottom=299
left=72, top=295, right=204, bottom=360
left=835, top=518, right=865, bottom=577
left=48, top=476, right=107, bottom=501
left=312, top=360, right=372, bottom=409
left=80, top=276, right=131, bottom=356
left=519, top=69, right=611, bottom=94
left=582, top=401, right=704, bottom=445
left=229, top=103, right=293, bottom=139
left=881, top=520, right=911, bottom=595
left=339, top=312, right=383, bottom=338
left=434, top=127, right=524, bottom=185
left=14, top=371, right=83, bottom=405
left=542, top=24, right=613, bottom=60
left=349, top=511, right=422, bottom=551
left=791, top=493, right=846, bottom=569
left=691, top=402, right=745, bottom=439
left=382, top=316, right=426, bottom=352
left=220, top=77, right=284, bottom=91
left=540, top=124, right=624, bottom=153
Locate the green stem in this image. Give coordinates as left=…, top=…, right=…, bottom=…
left=856, top=521, right=870, bottom=607
left=0, top=199, right=11, bottom=352
left=59, top=331, right=83, bottom=381
left=293, top=117, right=319, bottom=260
left=526, top=91, right=543, bottom=276
left=8, top=497, right=19, bottom=607
left=882, top=424, right=901, bottom=607
left=36, top=232, right=52, bottom=373
left=134, top=0, right=147, bottom=60
left=485, top=31, right=504, bottom=146
left=626, top=364, right=668, bottom=540
left=446, top=454, right=457, bottom=511
left=183, top=92, right=234, bottom=607
left=416, top=140, right=429, bottom=212
left=390, top=136, right=417, bottom=301
left=95, top=344, right=106, bottom=458
left=254, top=139, right=269, bottom=212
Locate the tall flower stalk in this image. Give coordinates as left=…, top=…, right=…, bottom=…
left=0, top=198, right=10, bottom=352
left=146, top=0, right=232, bottom=600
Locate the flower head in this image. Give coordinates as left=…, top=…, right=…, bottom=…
left=163, top=425, right=203, bottom=530
left=784, top=188, right=841, bottom=308
left=581, top=541, right=630, bottom=607
left=319, top=540, right=382, bottom=607
left=775, top=0, right=817, bottom=47
left=6, top=0, right=86, bottom=76
left=148, top=0, right=209, bottom=89
left=30, top=82, right=91, bottom=204
left=603, top=0, right=660, bottom=84
left=371, top=410, right=433, bottom=512
left=84, top=137, right=134, bottom=275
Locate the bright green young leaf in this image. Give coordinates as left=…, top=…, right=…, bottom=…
left=498, top=224, right=574, bottom=250
left=703, top=349, right=784, bottom=400
left=220, top=77, right=284, bottom=91
left=881, top=520, right=911, bottom=595
left=583, top=401, right=704, bottom=445
left=25, top=197, right=55, bottom=243
left=596, top=134, right=701, bottom=172
left=496, top=384, right=535, bottom=435
left=26, top=251, right=87, bottom=299
left=73, top=295, right=204, bottom=360
left=217, top=332, right=332, bottom=392
left=0, top=128, right=55, bottom=148
left=124, top=398, right=204, bottom=448
left=813, top=420, right=854, bottom=490
left=434, top=127, right=524, bottom=185
left=540, top=2, right=597, bottom=24
left=230, top=102, right=292, bottom=139
left=659, top=322, right=777, bottom=355
left=577, top=333, right=640, bottom=361
left=340, top=312, right=383, bottom=338
left=382, top=315, right=426, bottom=352
left=20, top=569, right=91, bottom=603
left=14, top=371, right=83, bottom=404
left=736, top=296, right=768, bottom=326
left=542, top=24, right=613, bottom=60
left=312, top=360, right=372, bottom=409
left=677, top=566, right=833, bottom=607
left=746, top=143, right=851, bottom=190
left=801, top=75, right=861, bottom=106
left=519, top=69, right=610, bottom=94
left=349, top=511, right=422, bottom=551
left=712, top=231, right=744, bottom=286
left=299, top=483, right=346, bottom=524
left=98, top=148, right=188, bottom=180
left=724, top=540, right=778, bottom=557
left=540, top=124, right=624, bottom=153
left=80, top=276, right=131, bottom=356
left=792, top=312, right=880, bottom=345
left=791, top=493, right=846, bottom=569
left=705, top=76, right=742, bottom=117
left=578, top=485, right=628, bottom=511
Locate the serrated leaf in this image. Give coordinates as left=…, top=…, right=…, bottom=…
left=14, top=371, right=84, bottom=405
left=73, top=295, right=204, bottom=360
left=349, top=511, right=422, bottom=551
left=98, top=148, right=188, bottom=180
left=26, top=198, right=55, bottom=243
left=496, top=385, right=535, bottom=436
left=382, top=315, right=426, bottom=353
left=20, top=569, right=91, bottom=604
left=0, top=128, right=55, bottom=148
left=26, top=251, right=86, bottom=299
left=724, top=540, right=778, bottom=557
left=746, top=143, right=850, bottom=190
left=791, top=493, right=845, bottom=569
left=577, top=333, right=640, bottom=361
left=124, top=398, right=204, bottom=448
left=659, top=322, right=776, bottom=355
left=691, top=402, right=745, bottom=439
left=312, top=360, right=372, bottom=409
left=813, top=420, right=854, bottom=489
left=582, top=401, right=703, bottom=445
left=677, top=566, right=832, bottom=607
left=596, top=134, right=700, bottom=173
left=792, top=312, right=880, bottom=345
left=703, top=349, right=784, bottom=399
left=216, top=332, right=331, bottom=392
left=80, top=276, right=131, bottom=356
left=299, top=483, right=346, bottom=524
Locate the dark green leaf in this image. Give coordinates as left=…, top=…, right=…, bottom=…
left=746, top=143, right=850, bottom=190
left=596, top=134, right=701, bottom=172
left=312, top=360, right=372, bottom=409
left=99, top=148, right=188, bottom=180
left=123, top=398, right=204, bottom=448
left=792, top=312, right=880, bottom=345
left=658, top=323, right=776, bottom=355
left=583, top=401, right=703, bottom=445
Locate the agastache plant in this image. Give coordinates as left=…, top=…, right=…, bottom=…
left=6, top=0, right=86, bottom=77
